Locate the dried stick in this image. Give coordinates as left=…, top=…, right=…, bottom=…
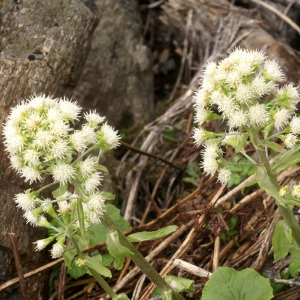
left=8, top=233, right=28, bottom=300
left=249, top=0, right=300, bottom=35
left=140, top=186, right=225, bottom=299
left=173, top=259, right=212, bottom=278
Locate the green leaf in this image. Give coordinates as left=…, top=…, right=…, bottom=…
left=84, top=254, right=112, bottom=278
left=271, top=145, right=300, bottom=174
left=84, top=254, right=112, bottom=277
left=96, top=164, right=109, bottom=174
left=259, top=141, right=286, bottom=153
left=202, top=267, right=273, bottom=300
left=127, top=225, right=177, bottom=243
left=289, top=251, right=300, bottom=277
left=101, top=192, right=115, bottom=200
left=52, top=184, right=68, bottom=198
left=255, top=167, right=285, bottom=206
left=63, top=246, right=77, bottom=269
left=89, top=204, right=131, bottom=243
left=165, top=275, right=194, bottom=295
left=106, top=231, right=133, bottom=270
left=114, top=294, right=130, bottom=300
left=162, top=290, right=173, bottom=300
left=68, top=258, right=88, bottom=279
left=272, top=220, right=292, bottom=262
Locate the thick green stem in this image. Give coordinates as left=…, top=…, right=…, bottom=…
left=249, top=127, right=300, bottom=247
left=100, top=211, right=185, bottom=300
left=87, top=266, right=118, bottom=299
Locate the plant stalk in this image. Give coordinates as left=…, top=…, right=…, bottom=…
left=249, top=127, right=300, bottom=247
left=100, top=211, right=185, bottom=300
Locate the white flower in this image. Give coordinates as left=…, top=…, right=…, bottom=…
left=28, top=94, right=56, bottom=111
left=34, top=239, right=49, bottom=251
left=194, top=106, right=209, bottom=125
left=284, top=133, right=297, bottom=149
left=69, top=130, right=89, bottom=152
left=8, top=103, right=29, bottom=124
left=227, top=109, right=248, bottom=129
left=46, top=107, right=62, bottom=123
left=202, top=155, right=218, bottom=176
left=4, top=132, right=24, bottom=155
left=23, top=149, right=40, bottom=166
left=276, top=83, right=300, bottom=110
left=193, top=128, right=206, bottom=147
left=292, top=184, right=300, bottom=198
left=100, top=123, right=120, bottom=148
left=14, top=192, right=36, bottom=211
left=81, top=125, right=97, bottom=144
left=34, top=130, right=55, bottom=148
left=50, top=243, right=64, bottom=259
left=251, top=76, right=273, bottom=98
left=10, top=155, right=23, bottom=170
left=84, top=110, right=105, bottom=127
left=23, top=210, right=39, bottom=226
left=274, top=109, right=290, bottom=130
left=19, top=166, right=42, bottom=184
left=58, top=99, right=82, bottom=121
left=262, top=60, right=285, bottom=82
left=52, top=163, right=75, bottom=184
left=49, top=120, right=70, bottom=137
left=84, top=172, right=102, bottom=192
left=290, top=116, right=300, bottom=135
left=58, top=200, right=71, bottom=213
left=50, top=139, right=70, bottom=159
left=78, top=157, right=96, bottom=177
left=24, top=112, right=43, bottom=131
left=249, top=104, right=270, bottom=126
left=235, top=84, right=254, bottom=105
left=217, top=168, right=231, bottom=185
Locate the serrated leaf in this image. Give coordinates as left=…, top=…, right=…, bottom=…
left=106, top=231, right=133, bottom=270
left=84, top=255, right=112, bottom=278
left=165, top=275, right=194, bottom=295
left=128, top=225, right=177, bottom=243
left=272, top=220, right=292, bottom=262
left=202, top=267, right=273, bottom=300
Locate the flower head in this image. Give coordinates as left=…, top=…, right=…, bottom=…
left=52, top=163, right=75, bottom=184
left=217, top=168, right=231, bottom=185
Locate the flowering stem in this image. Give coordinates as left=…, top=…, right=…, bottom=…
left=76, top=197, right=86, bottom=239
left=100, top=211, right=185, bottom=300
left=249, top=127, right=300, bottom=247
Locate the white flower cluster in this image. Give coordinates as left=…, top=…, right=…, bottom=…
left=3, top=95, right=120, bottom=258
left=193, top=49, right=300, bottom=184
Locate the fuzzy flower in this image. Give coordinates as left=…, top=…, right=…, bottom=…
left=58, top=200, right=71, bottom=213
left=292, top=184, right=300, bottom=198
left=227, top=109, right=248, bottom=129
left=50, top=242, right=64, bottom=259
left=52, top=163, right=75, bottom=184
left=262, top=60, right=285, bottom=82
left=283, top=133, right=297, bottom=149
left=290, top=116, right=300, bottom=135
left=23, top=210, right=39, bottom=226
left=192, top=128, right=214, bottom=147
left=58, top=99, right=82, bottom=121
left=78, top=157, right=97, bottom=177
left=217, top=168, right=231, bottom=185
left=274, top=109, right=290, bottom=130
left=279, top=185, right=288, bottom=197
left=50, top=139, right=70, bottom=159
left=14, top=191, right=36, bottom=211
left=23, top=149, right=40, bottom=166
left=84, top=110, right=105, bottom=127
left=84, top=172, right=103, bottom=193
left=99, top=123, right=120, bottom=149
left=34, top=236, right=55, bottom=251
left=19, top=166, right=42, bottom=184
left=248, top=104, right=270, bottom=126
